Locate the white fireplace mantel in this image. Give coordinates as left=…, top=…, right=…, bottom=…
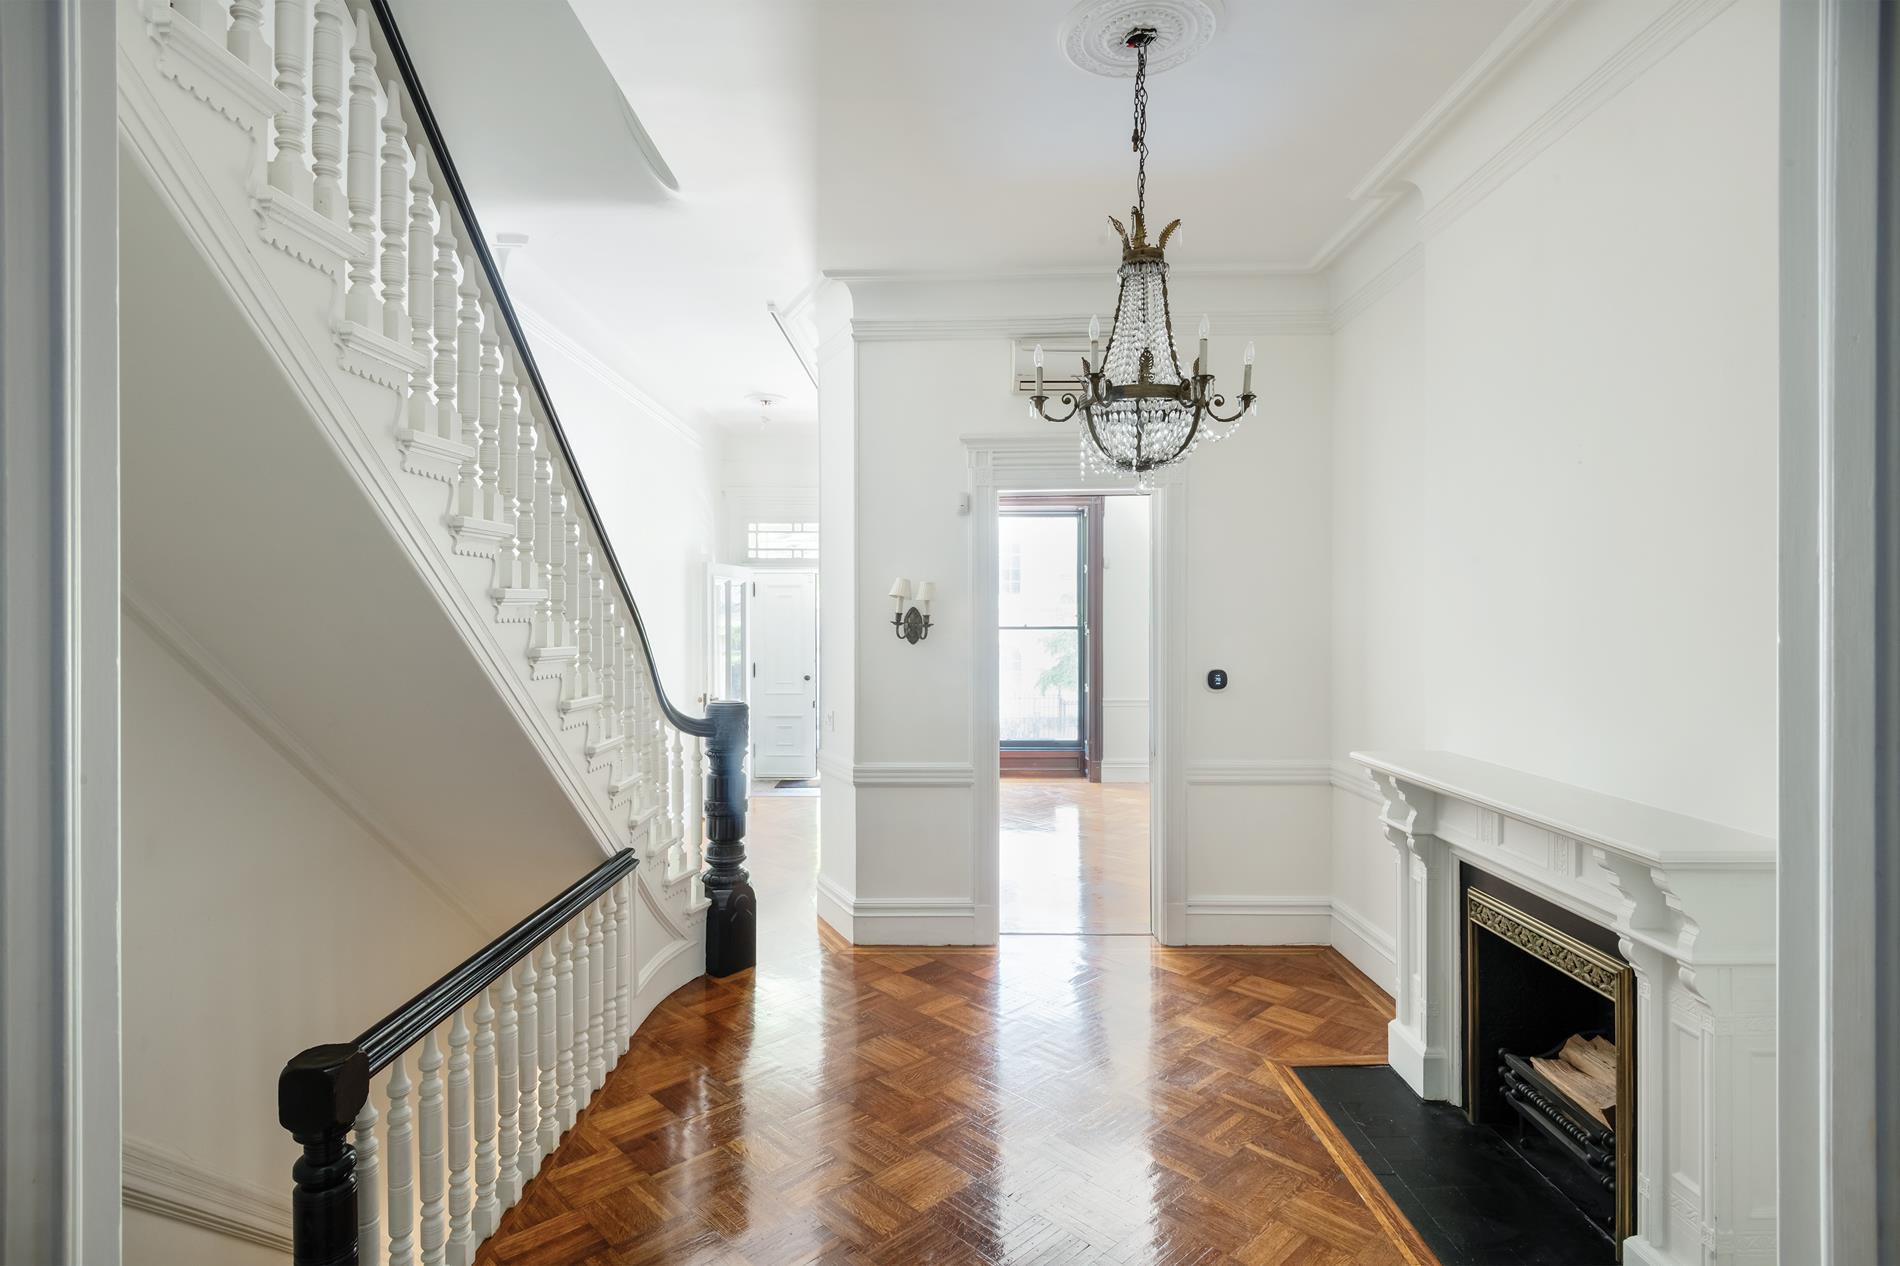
left=1354, top=750, right=1776, bottom=1266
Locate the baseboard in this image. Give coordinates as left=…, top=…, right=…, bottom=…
left=1330, top=900, right=1398, bottom=994
left=1098, top=758, right=1150, bottom=783
left=813, top=874, right=979, bottom=945
left=1183, top=895, right=1333, bottom=945
left=123, top=1137, right=292, bottom=1254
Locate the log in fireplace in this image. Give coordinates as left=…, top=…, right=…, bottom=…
left=1462, top=870, right=1636, bottom=1256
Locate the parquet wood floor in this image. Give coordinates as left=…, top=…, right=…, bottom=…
left=1000, top=779, right=1150, bottom=936
left=477, top=797, right=1423, bottom=1266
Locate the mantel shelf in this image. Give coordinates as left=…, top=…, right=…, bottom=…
left=1352, top=749, right=1775, bottom=872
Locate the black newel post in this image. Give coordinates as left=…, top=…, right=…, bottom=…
left=279, top=1043, right=371, bottom=1266
left=702, top=699, right=755, bottom=976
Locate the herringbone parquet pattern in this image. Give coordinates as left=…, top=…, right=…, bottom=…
left=477, top=800, right=1422, bottom=1266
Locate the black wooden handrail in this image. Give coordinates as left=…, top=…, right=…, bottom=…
left=354, top=850, right=638, bottom=1073
left=366, top=0, right=708, bottom=739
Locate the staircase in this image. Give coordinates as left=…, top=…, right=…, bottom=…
left=117, top=0, right=753, bottom=1260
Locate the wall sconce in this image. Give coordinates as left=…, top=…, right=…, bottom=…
left=889, top=577, right=933, bottom=644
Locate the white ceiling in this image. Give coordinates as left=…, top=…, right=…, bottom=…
left=392, top=0, right=1529, bottom=436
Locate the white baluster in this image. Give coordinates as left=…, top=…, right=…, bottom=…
left=446, top=1011, right=472, bottom=1266
left=691, top=736, right=706, bottom=872
left=570, top=913, right=590, bottom=1112
left=344, top=10, right=378, bottom=326
left=309, top=0, right=347, bottom=221
left=617, top=874, right=634, bottom=1054
left=513, top=955, right=539, bottom=1193
left=386, top=1058, right=416, bottom=1266
left=455, top=258, right=483, bottom=516
left=477, top=308, right=500, bottom=523
left=547, top=479, right=570, bottom=650
left=355, top=1099, right=383, bottom=1265
left=587, top=899, right=607, bottom=1094
left=473, top=990, right=498, bottom=1242
left=495, top=971, right=519, bottom=1221
left=533, top=436, right=554, bottom=647
left=599, top=595, right=619, bottom=758
left=378, top=82, right=409, bottom=341
left=417, top=1033, right=446, bottom=1266
left=555, top=925, right=576, bottom=1132
left=572, top=550, right=593, bottom=701
left=269, top=0, right=312, bottom=198
left=494, top=356, right=520, bottom=594
left=670, top=728, right=686, bottom=868
left=433, top=218, right=459, bottom=441
left=228, top=0, right=270, bottom=76
left=534, top=942, right=558, bottom=1160
left=405, top=152, right=435, bottom=436
left=600, top=886, right=619, bottom=1073
left=515, top=409, right=539, bottom=597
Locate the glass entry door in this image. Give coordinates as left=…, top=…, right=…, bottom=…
left=999, top=507, right=1088, bottom=769
left=707, top=564, right=750, bottom=704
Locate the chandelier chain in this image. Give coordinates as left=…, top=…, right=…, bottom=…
left=1131, top=35, right=1149, bottom=218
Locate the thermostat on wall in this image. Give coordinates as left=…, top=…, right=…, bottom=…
left=1206, top=669, right=1228, bottom=691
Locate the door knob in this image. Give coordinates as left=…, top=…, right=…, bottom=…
left=804, top=674, right=812, bottom=681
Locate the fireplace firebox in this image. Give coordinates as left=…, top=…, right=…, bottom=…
left=1462, top=870, right=1635, bottom=1255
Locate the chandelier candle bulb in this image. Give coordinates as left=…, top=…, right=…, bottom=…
left=1198, top=316, right=1209, bottom=377
left=1243, top=340, right=1255, bottom=395
left=1089, top=315, right=1101, bottom=367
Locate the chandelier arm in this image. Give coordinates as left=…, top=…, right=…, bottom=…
left=1033, top=393, right=1081, bottom=425
left=1203, top=394, right=1256, bottom=426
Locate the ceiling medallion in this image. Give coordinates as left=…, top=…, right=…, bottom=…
left=1059, top=0, right=1222, bottom=78
left=1032, top=24, right=1255, bottom=483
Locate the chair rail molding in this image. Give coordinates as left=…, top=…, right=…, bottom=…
left=122, top=1138, right=293, bottom=1255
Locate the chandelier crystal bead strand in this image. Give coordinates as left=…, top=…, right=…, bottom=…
left=1030, top=26, right=1256, bottom=483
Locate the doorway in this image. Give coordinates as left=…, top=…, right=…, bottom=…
left=707, top=564, right=819, bottom=784
left=997, top=493, right=1151, bottom=935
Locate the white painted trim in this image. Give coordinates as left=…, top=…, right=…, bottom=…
left=814, top=873, right=855, bottom=940
left=1330, top=899, right=1398, bottom=993
left=1330, top=759, right=1385, bottom=804
left=1098, top=758, right=1150, bottom=784
left=1182, top=896, right=1333, bottom=946
left=122, top=1138, right=291, bottom=1255
left=515, top=308, right=703, bottom=451
left=1328, top=244, right=1423, bottom=332
left=851, top=762, right=976, bottom=788
left=852, top=310, right=1330, bottom=342
left=1183, top=759, right=1333, bottom=786
left=813, top=874, right=978, bottom=946
left=3, top=2, right=121, bottom=1256
left=964, top=437, right=1182, bottom=945
left=123, top=591, right=489, bottom=936
left=1416, top=0, right=1741, bottom=240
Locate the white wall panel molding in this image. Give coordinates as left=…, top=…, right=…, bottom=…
left=1330, top=759, right=1384, bottom=804
left=1184, top=759, right=1333, bottom=786
left=122, top=1137, right=293, bottom=1255
left=123, top=591, right=488, bottom=937
left=850, top=762, right=977, bottom=787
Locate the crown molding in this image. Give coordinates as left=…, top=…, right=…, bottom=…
left=1329, top=244, right=1424, bottom=332
left=123, top=1136, right=292, bottom=1254
left=515, top=309, right=704, bottom=452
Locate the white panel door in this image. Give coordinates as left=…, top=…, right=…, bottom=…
left=751, top=571, right=818, bottom=779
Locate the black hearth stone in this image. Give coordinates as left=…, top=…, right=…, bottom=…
left=1297, top=1065, right=1614, bottom=1266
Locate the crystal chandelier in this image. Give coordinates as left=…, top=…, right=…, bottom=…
left=1030, top=27, right=1255, bottom=481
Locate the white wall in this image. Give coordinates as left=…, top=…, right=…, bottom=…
left=1099, top=495, right=1151, bottom=783
left=819, top=271, right=1336, bottom=945
left=121, top=614, right=487, bottom=1264
left=531, top=329, right=720, bottom=702
left=716, top=421, right=821, bottom=566
left=1327, top=0, right=1780, bottom=990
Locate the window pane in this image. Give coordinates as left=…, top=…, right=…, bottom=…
left=747, top=521, right=818, bottom=560
left=999, top=628, right=1080, bottom=743
left=998, top=514, right=1080, bottom=628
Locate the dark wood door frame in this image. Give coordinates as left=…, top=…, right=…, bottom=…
left=997, top=495, right=1104, bottom=781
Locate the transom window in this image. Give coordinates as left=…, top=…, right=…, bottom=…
left=746, top=521, right=818, bottom=561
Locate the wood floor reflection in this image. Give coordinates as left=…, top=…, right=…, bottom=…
left=1000, top=778, right=1150, bottom=935
left=477, top=795, right=1414, bottom=1266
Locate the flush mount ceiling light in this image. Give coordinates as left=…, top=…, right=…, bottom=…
left=1032, top=13, right=1255, bottom=482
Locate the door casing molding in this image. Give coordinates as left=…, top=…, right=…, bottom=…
left=964, top=435, right=1181, bottom=944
